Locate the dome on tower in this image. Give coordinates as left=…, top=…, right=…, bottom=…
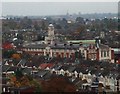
left=49, top=24, right=54, bottom=27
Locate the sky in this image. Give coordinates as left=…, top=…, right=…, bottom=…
left=2, top=2, right=118, bottom=16
left=1, top=0, right=119, bottom=2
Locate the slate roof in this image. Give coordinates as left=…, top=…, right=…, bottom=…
left=19, top=59, right=27, bottom=66
left=23, top=44, right=47, bottom=49
left=67, top=66, right=76, bottom=72
left=43, top=71, right=53, bottom=80
left=116, top=74, right=120, bottom=80
left=2, top=65, right=17, bottom=72
left=59, top=65, right=70, bottom=71
left=75, top=67, right=85, bottom=73
left=51, top=44, right=80, bottom=50
left=72, top=78, right=82, bottom=85
left=36, top=70, right=49, bottom=78
left=22, top=68, right=33, bottom=74
left=25, top=62, right=34, bottom=67
left=53, top=65, right=62, bottom=70
left=99, top=44, right=109, bottom=49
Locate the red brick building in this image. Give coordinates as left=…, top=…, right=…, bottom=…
left=22, top=24, right=114, bottom=63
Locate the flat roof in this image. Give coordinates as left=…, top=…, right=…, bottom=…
left=67, top=40, right=96, bottom=44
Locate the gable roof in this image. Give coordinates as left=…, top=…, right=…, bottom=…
left=2, top=65, right=17, bottom=72
left=39, top=63, right=54, bottom=69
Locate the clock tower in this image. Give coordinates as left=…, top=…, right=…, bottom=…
left=45, top=24, right=55, bottom=44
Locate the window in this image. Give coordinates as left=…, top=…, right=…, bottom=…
left=53, top=53, right=56, bottom=57
left=107, top=51, right=109, bottom=57
left=82, top=50, right=84, bottom=53
left=79, top=50, right=81, bottom=53
left=104, top=51, right=106, bottom=57
left=101, top=51, right=103, bottom=57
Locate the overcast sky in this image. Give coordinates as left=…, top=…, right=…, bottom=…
left=2, top=2, right=118, bottom=16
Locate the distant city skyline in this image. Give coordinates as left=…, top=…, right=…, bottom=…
left=2, top=2, right=118, bottom=16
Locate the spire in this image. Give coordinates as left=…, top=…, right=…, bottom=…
left=66, top=10, right=69, bottom=16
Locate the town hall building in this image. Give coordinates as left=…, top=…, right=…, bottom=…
left=22, top=24, right=114, bottom=63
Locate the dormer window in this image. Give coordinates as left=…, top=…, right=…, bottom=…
left=79, top=42, right=83, bottom=46
left=64, top=43, right=67, bottom=46
left=54, top=43, right=57, bottom=46
left=70, top=42, right=73, bottom=46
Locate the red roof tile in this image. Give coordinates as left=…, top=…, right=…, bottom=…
left=2, top=42, right=14, bottom=49
left=39, top=63, right=54, bottom=69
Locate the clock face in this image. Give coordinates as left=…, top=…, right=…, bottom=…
left=51, top=27, right=54, bottom=31
left=49, top=27, right=54, bottom=31
left=51, top=28, right=54, bottom=31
